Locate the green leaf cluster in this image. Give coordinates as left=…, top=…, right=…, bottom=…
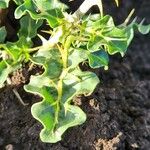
left=0, top=0, right=150, bottom=143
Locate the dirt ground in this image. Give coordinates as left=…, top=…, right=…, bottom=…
left=0, top=0, right=150, bottom=150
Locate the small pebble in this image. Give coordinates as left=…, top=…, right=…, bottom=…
left=5, top=144, right=13, bottom=150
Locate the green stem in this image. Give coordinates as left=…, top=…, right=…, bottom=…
left=54, top=42, right=68, bottom=124
left=55, top=78, right=62, bottom=123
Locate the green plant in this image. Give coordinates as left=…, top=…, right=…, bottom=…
left=0, top=0, right=150, bottom=143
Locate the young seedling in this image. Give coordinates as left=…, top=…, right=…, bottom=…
left=0, top=0, right=150, bottom=143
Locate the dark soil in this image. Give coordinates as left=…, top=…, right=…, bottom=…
left=0, top=1, right=150, bottom=150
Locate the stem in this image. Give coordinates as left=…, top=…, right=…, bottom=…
left=55, top=78, right=62, bottom=123
left=57, top=44, right=68, bottom=68
left=12, top=88, right=29, bottom=106
left=7, top=78, right=29, bottom=106
left=54, top=42, right=69, bottom=124
left=54, top=69, right=68, bottom=124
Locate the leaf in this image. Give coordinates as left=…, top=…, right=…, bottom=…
left=0, top=37, right=31, bottom=87
left=5, top=36, right=32, bottom=62
left=125, top=26, right=134, bottom=46
left=0, top=60, right=19, bottom=88
left=15, top=0, right=67, bottom=28
left=92, top=15, right=115, bottom=30
left=87, top=36, right=104, bottom=52
left=0, top=25, right=34, bottom=87
left=88, top=50, right=109, bottom=69
left=0, top=26, right=7, bottom=43
left=86, top=15, right=115, bottom=33
left=24, top=64, right=99, bottom=143
left=124, top=19, right=150, bottom=46
left=86, top=15, right=128, bottom=56
left=107, top=39, right=127, bottom=56
left=137, top=22, right=150, bottom=35
left=32, top=0, right=67, bottom=12
left=0, top=0, right=23, bottom=8
left=32, top=102, right=86, bottom=143
left=24, top=77, right=57, bottom=100
left=104, top=27, right=128, bottom=56
left=68, top=48, right=88, bottom=68
left=0, top=0, right=10, bottom=8
left=50, top=105, right=86, bottom=142
left=13, top=0, right=24, bottom=5
left=30, top=48, right=63, bottom=79
left=18, top=15, right=43, bottom=40
left=63, top=68, right=100, bottom=98
left=0, top=61, right=10, bottom=87
left=41, top=9, right=64, bottom=28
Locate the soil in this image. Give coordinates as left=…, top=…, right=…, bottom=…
left=0, top=1, right=150, bottom=150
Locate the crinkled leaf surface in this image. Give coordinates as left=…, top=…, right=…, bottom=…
left=88, top=15, right=115, bottom=31
left=104, top=27, right=127, bottom=55
left=68, top=48, right=88, bottom=68
left=31, top=99, right=86, bottom=143
left=15, top=0, right=67, bottom=28
left=24, top=45, right=99, bottom=143
left=5, top=36, right=32, bottom=62
left=85, top=15, right=128, bottom=56
left=30, top=48, right=63, bottom=79
left=88, top=50, right=109, bottom=69
left=0, top=37, right=31, bottom=87
left=2, top=15, right=41, bottom=62
left=0, top=14, right=41, bottom=86
left=18, top=15, right=43, bottom=40
left=24, top=67, right=99, bottom=143
left=87, top=36, right=104, bottom=52
left=63, top=68, right=99, bottom=98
